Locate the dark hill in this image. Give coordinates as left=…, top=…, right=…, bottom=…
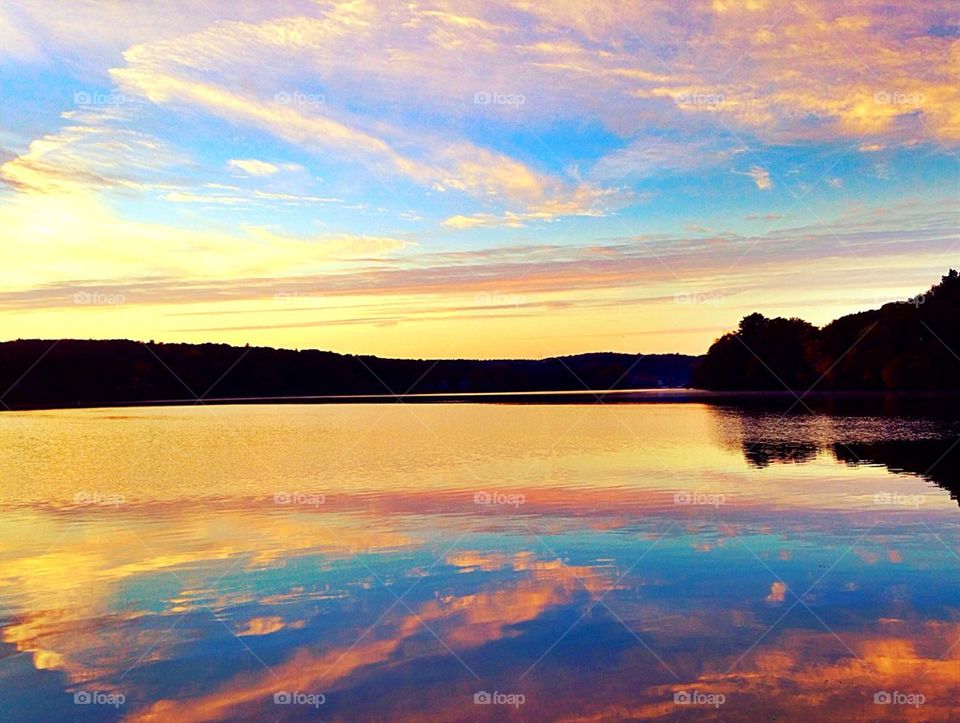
left=0, top=340, right=698, bottom=410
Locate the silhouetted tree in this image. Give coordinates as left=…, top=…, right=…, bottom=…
left=697, top=270, right=960, bottom=391
left=695, top=313, right=818, bottom=390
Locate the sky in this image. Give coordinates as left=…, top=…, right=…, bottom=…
left=0, top=0, right=957, bottom=359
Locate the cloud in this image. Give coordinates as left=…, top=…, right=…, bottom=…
left=591, top=134, right=746, bottom=182
left=5, top=0, right=956, bottom=233
left=242, top=226, right=412, bottom=258
left=110, top=58, right=608, bottom=219
left=161, top=186, right=342, bottom=206
left=442, top=186, right=617, bottom=228
left=0, top=4, right=43, bottom=61
left=0, top=197, right=953, bottom=314
left=0, top=184, right=411, bottom=291
left=0, top=1, right=301, bottom=63
left=5, top=0, right=960, bottom=149
left=0, top=0, right=957, bottom=357
left=227, top=159, right=303, bottom=175
left=0, top=107, right=184, bottom=195
left=734, top=165, right=773, bottom=190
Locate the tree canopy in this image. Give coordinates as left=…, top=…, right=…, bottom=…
left=695, top=270, right=960, bottom=391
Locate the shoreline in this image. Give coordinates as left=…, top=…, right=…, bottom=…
left=4, top=388, right=960, bottom=412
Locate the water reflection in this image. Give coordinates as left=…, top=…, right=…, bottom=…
left=0, top=404, right=959, bottom=720
left=716, top=404, right=960, bottom=507
left=743, top=441, right=819, bottom=467
left=835, top=440, right=960, bottom=505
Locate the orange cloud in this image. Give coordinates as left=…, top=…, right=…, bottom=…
left=764, top=581, right=787, bottom=603
left=129, top=554, right=606, bottom=721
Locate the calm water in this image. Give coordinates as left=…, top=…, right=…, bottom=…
left=1, top=403, right=960, bottom=721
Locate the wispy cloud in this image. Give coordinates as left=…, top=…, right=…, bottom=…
left=0, top=0, right=956, bottom=355
left=227, top=159, right=303, bottom=176
left=735, top=165, right=773, bottom=190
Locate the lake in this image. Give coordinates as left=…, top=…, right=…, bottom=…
left=1, top=402, right=959, bottom=720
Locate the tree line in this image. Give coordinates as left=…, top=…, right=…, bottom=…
left=695, top=270, right=960, bottom=390
left=0, top=341, right=697, bottom=409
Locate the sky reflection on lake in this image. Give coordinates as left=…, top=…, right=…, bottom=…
left=1, top=403, right=959, bottom=720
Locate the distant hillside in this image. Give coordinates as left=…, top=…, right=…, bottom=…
left=0, top=340, right=698, bottom=409
left=695, top=270, right=960, bottom=391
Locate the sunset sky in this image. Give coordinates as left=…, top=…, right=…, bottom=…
left=1, top=0, right=957, bottom=358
